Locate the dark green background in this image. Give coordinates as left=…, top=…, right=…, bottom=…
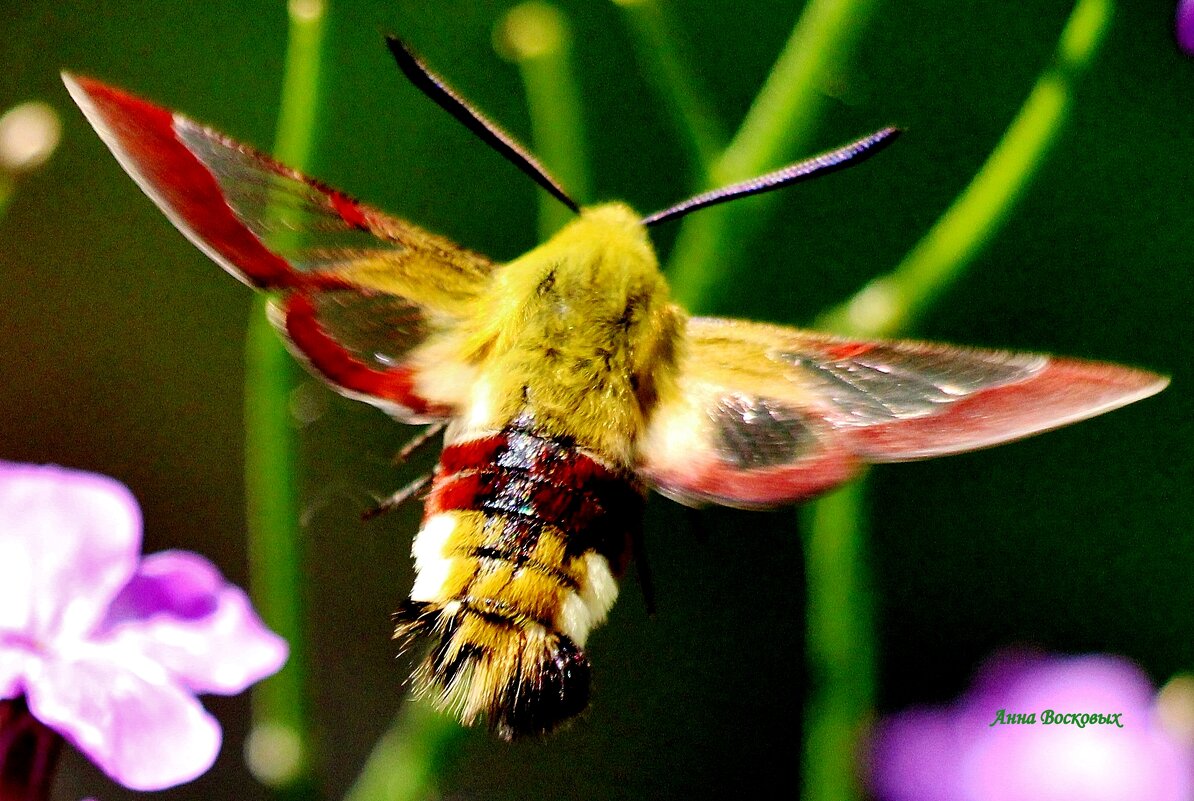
left=0, top=1, right=1189, bottom=799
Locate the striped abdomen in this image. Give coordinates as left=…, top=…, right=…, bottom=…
left=394, top=425, right=645, bottom=738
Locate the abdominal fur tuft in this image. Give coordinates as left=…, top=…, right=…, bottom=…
left=394, top=599, right=591, bottom=739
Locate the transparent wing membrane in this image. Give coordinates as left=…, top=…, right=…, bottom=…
left=777, top=341, right=1046, bottom=425
left=638, top=317, right=1166, bottom=508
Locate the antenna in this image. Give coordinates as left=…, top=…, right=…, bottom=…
left=641, top=127, right=901, bottom=227
left=386, top=35, right=580, bottom=214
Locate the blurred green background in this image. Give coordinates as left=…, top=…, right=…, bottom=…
left=0, top=1, right=1190, bottom=799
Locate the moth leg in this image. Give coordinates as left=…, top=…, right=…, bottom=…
left=392, top=421, right=446, bottom=465
left=363, top=473, right=432, bottom=521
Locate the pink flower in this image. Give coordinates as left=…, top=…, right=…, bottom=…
left=1179, top=1, right=1194, bottom=54
left=0, top=462, right=287, bottom=791
left=868, top=651, right=1194, bottom=801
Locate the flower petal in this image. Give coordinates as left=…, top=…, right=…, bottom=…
left=100, top=551, right=288, bottom=694
left=1179, top=0, right=1194, bottom=55
left=0, top=649, right=33, bottom=699
left=23, top=645, right=220, bottom=791
left=0, top=462, right=141, bottom=641
left=868, top=707, right=969, bottom=801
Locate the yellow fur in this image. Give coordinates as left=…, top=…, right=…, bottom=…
left=444, top=203, right=685, bottom=464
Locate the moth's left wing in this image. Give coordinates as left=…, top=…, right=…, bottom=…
left=637, top=317, right=1168, bottom=509
left=64, top=74, right=493, bottom=423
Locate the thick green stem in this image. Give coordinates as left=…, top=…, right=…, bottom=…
left=244, top=0, right=328, bottom=796
left=611, top=0, right=725, bottom=178
left=497, top=1, right=592, bottom=239
left=342, top=701, right=462, bottom=801
left=667, top=0, right=878, bottom=310
left=799, top=481, right=872, bottom=801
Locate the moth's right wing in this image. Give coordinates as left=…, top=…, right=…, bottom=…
left=65, top=74, right=492, bottom=423
left=637, top=317, right=1167, bottom=509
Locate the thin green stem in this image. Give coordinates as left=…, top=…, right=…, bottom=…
left=245, top=0, right=329, bottom=796
left=274, top=0, right=328, bottom=171
left=667, top=0, right=879, bottom=310
left=816, top=0, right=1114, bottom=337
left=496, top=1, right=592, bottom=239
left=611, top=0, right=725, bottom=178
left=0, top=175, right=13, bottom=222
left=799, top=4, right=1114, bottom=801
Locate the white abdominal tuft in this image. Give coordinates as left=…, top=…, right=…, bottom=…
left=409, top=514, right=457, bottom=602
left=412, top=513, right=456, bottom=565
left=556, top=552, right=619, bottom=646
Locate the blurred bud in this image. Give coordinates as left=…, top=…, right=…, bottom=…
left=287, top=0, right=324, bottom=23
left=495, top=2, right=566, bottom=62
left=0, top=101, right=61, bottom=173
left=844, top=277, right=901, bottom=336
left=244, top=721, right=304, bottom=786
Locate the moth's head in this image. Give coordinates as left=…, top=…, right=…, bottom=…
left=576, top=202, right=644, bottom=233
left=557, top=202, right=651, bottom=251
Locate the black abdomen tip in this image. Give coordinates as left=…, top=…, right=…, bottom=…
left=495, top=632, right=591, bottom=739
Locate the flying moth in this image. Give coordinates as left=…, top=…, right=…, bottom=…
left=64, top=36, right=1166, bottom=739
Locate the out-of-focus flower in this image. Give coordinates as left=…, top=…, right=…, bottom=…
left=868, top=651, right=1194, bottom=801
left=0, top=101, right=60, bottom=173
left=1179, top=1, right=1194, bottom=55
left=0, top=462, right=287, bottom=791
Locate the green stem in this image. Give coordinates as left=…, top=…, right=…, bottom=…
left=816, top=0, right=1114, bottom=337
left=496, top=1, right=592, bottom=238
left=799, top=4, right=1113, bottom=801
left=611, top=0, right=725, bottom=178
left=799, top=480, right=872, bottom=801
left=667, top=0, right=879, bottom=310
left=245, top=0, right=328, bottom=796
left=342, top=701, right=463, bottom=801
left=0, top=175, right=13, bottom=222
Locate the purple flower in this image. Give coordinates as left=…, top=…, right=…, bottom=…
left=0, top=462, right=287, bottom=791
left=1180, top=1, right=1194, bottom=55
left=869, top=651, right=1194, bottom=801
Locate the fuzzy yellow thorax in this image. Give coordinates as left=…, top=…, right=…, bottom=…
left=454, top=202, right=685, bottom=464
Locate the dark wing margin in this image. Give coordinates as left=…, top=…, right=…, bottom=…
left=64, top=73, right=493, bottom=422
left=637, top=317, right=1167, bottom=509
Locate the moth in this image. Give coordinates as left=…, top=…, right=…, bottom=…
left=65, top=37, right=1166, bottom=739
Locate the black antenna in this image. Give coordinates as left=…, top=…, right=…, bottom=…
left=641, top=127, right=901, bottom=227
left=386, top=35, right=580, bottom=214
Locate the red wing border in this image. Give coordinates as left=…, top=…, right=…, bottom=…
left=65, top=74, right=491, bottom=421
left=64, top=74, right=298, bottom=288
